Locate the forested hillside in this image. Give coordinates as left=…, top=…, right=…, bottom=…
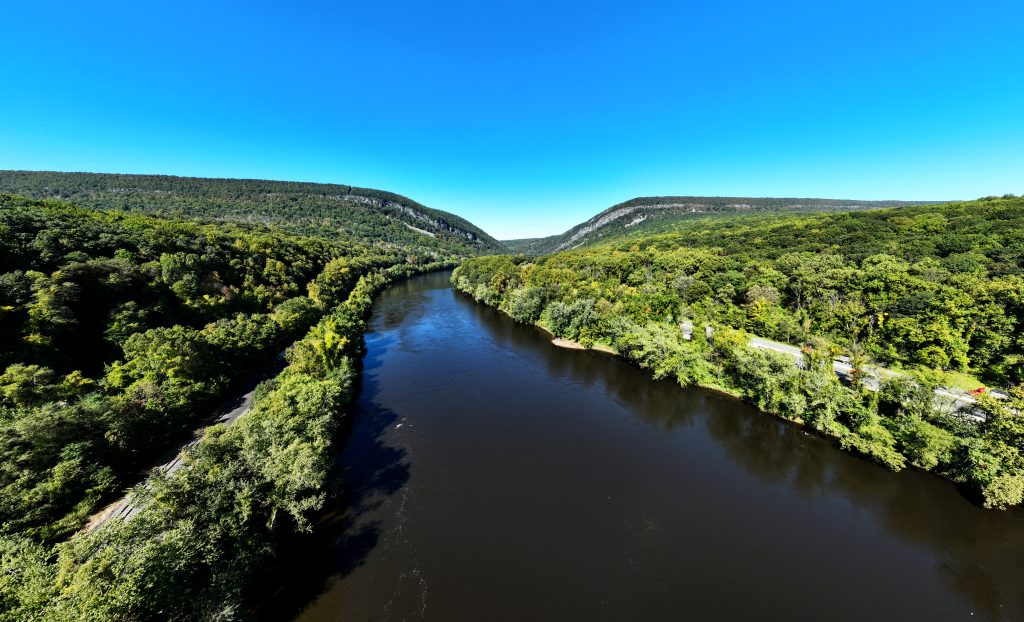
left=0, top=191, right=466, bottom=619
left=504, top=195, right=939, bottom=253
left=502, top=234, right=562, bottom=254
left=0, top=170, right=506, bottom=256
left=455, top=195, right=1024, bottom=509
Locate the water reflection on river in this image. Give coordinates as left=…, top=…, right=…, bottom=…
left=266, top=271, right=1024, bottom=621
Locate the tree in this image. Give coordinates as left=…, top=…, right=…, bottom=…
left=0, top=535, right=55, bottom=622
left=968, top=387, right=1024, bottom=508
left=0, top=364, right=57, bottom=408
left=308, top=258, right=358, bottom=308
left=505, top=287, right=545, bottom=324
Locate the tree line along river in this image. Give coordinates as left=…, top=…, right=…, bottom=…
left=261, top=270, right=1024, bottom=621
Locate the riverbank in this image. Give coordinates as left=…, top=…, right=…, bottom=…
left=450, top=265, right=1023, bottom=511
left=550, top=337, right=616, bottom=354
left=455, top=281, right=886, bottom=453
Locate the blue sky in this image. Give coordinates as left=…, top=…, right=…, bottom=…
left=1, top=1, right=1022, bottom=239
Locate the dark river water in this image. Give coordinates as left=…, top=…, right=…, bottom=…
left=274, top=271, right=1024, bottom=621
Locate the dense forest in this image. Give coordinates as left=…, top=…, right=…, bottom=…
left=0, top=190, right=472, bottom=620
left=503, top=195, right=938, bottom=254
left=454, top=195, right=1024, bottom=509
left=0, top=170, right=507, bottom=256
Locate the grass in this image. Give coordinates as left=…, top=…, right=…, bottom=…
left=937, top=370, right=988, bottom=392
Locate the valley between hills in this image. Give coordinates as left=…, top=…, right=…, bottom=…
left=1, top=170, right=1022, bottom=620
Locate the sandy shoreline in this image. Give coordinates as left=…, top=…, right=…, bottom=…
left=550, top=337, right=616, bottom=354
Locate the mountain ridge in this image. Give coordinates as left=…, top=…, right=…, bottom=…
left=504, top=195, right=946, bottom=254
left=0, top=170, right=506, bottom=256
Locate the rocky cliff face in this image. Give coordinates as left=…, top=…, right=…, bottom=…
left=554, top=203, right=696, bottom=251
left=340, top=194, right=484, bottom=242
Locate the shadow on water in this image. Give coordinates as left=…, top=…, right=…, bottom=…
left=251, top=275, right=453, bottom=620
left=252, top=341, right=410, bottom=621
left=706, top=405, right=1024, bottom=618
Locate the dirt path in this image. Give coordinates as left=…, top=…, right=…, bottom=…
left=82, top=365, right=279, bottom=532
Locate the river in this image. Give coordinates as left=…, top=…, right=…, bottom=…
left=269, top=271, right=1024, bottom=621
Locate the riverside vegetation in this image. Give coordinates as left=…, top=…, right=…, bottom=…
left=454, top=195, right=1024, bottom=510
left=0, top=186, right=483, bottom=620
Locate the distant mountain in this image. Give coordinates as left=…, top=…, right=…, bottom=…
left=501, top=235, right=563, bottom=255
left=504, top=196, right=943, bottom=254
left=0, top=170, right=506, bottom=256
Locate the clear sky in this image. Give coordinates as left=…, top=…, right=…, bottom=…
left=1, top=1, right=1022, bottom=239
